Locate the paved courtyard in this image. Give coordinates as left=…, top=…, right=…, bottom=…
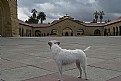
left=0, top=36, right=121, bottom=81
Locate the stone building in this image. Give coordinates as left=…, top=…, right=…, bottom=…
left=18, top=15, right=121, bottom=37
left=0, top=0, right=19, bottom=37
left=0, top=0, right=121, bottom=37
left=30, top=16, right=104, bottom=36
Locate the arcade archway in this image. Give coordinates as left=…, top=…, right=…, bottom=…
left=51, top=29, right=58, bottom=35
left=94, top=29, right=101, bottom=36
left=62, top=27, right=73, bottom=36
left=77, top=29, right=84, bottom=36
left=35, top=30, right=41, bottom=37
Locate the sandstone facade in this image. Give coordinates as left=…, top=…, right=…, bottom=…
left=18, top=15, right=121, bottom=37
left=0, top=0, right=19, bottom=37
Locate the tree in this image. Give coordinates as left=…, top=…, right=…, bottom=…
left=37, top=12, right=46, bottom=24
left=99, top=11, right=105, bottom=23
left=92, top=19, right=96, bottom=23
left=25, top=9, right=46, bottom=24
left=74, top=20, right=83, bottom=23
left=31, top=9, right=37, bottom=19
left=94, top=11, right=99, bottom=23
left=25, top=9, right=38, bottom=24
left=31, top=9, right=38, bottom=24
left=27, top=16, right=35, bottom=24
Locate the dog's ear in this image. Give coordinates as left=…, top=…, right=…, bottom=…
left=56, top=42, right=60, bottom=45
left=48, top=42, right=52, bottom=47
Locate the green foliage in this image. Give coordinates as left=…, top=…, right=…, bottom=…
left=74, top=20, right=83, bottom=23
left=92, top=19, right=96, bottom=23
left=93, top=11, right=105, bottom=23
left=31, top=9, right=37, bottom=19
left=25, top=9, right=46, bottom=24
left=94, top=11, right=99, bottom=23
left=26, top=16, right=38, bottom=24
left=37, top=12, right=46, bottom=24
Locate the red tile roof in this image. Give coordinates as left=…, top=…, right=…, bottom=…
left=18, top=16, right=121, bottom=28
left=30, top=24, right=51, bottom=28
left=18, top=19, right=32, bottom=27
left=18, top=19, right=50, bottom=28
left=105, top=16, right=121, bottom=25
left=83, top=23, right=105, bottom=27
left=51, top=20, right=59, bottom=24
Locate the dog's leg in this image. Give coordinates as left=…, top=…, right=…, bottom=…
left=76, top=60, right=82, bottom=78
left=81, top=65, right=87, bottom=80
left=57, top=63, right=63, bottom=81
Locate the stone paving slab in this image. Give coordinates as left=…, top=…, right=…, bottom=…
left=2, top=53, right=36, bottom=61
left=34, top=59, right=76, bottom=72
left=23, top=73, right=88, bottom=81
left=89, top=58, right=121, bottom=72
left=86, top=51, right=121, bottom=60
left=1, top=37, right=121, bottom=81
left=0, top=58, right=26, bottom=71
left=87, top=57, right=104, bottom=65
left=107, top=76, right=121, bottom=81
left=0, top=66, right=53, bottom=81
left=63, top=66, right=121, bottom=81
left=0, top=79, right=5, bottom=81
left=15, top=56, right=51, bottom=65
left=33, top=57, right=105, bottom=72
left=28, top=52, right=53, bottom=59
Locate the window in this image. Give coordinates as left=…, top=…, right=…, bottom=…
left=77, top=29, right=84, bottom=36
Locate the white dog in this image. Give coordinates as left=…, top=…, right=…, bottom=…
left=48, top=40, right=90, bottom=81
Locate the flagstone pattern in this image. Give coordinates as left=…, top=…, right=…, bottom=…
left=0, top=37, right=121, bottom=81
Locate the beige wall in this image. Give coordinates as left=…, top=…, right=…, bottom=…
left=32, top=19, right=85, bottom=36
left=8, top=0, right=19, bottom=36
left=32, top=19, right=104, bottom=36
left=19, top=24, right=32, bottom=37
left=19, top=20, right=121, bottom=37
left=0, top=0, right=19, bottom=37
left=18, top=16, right=121, bottom=37
left=86, top=27, right=104, bottom=36
left=104, top=22, right=121, bottom=36
left=0, top=0, right=12, bottom=36
left=20, top=19, right=104, bottom=36
left=48, top=19, right=85, bottom=36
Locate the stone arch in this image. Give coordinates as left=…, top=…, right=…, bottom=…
left=35, top=30, right=41, bottom=37
left=108, top=28, right=111, bottom=36
left=113, top=27, right=115, bottom=36
left=77, top=29, right=84, bottom=36
left=116, top=27, right=118, bottom=36
left=19, top=28, right=21, bottom=36
left=62, top=27, right=73, bottom=36
left=51, top=29, right=58, bottom=35
left=94, top=29, right=101, bottom=36
left=120, top=26, right=121, bottom=36
left=22, top=28, right=24, bottom=36
left=104, top=28, right=107, bottom=36
left=0, top=0, right=12, bottom=37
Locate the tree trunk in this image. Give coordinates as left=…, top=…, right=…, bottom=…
left=95, top=15, right=98, bottom=23
left=100, top=19, right=102, bottom=23
left=41, top=19, right=43, bottom=24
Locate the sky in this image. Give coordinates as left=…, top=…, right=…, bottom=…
left=17, top=0, right=121, bottom=23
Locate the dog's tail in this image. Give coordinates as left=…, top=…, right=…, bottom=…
left=84, top=46, right=91, bottom=52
